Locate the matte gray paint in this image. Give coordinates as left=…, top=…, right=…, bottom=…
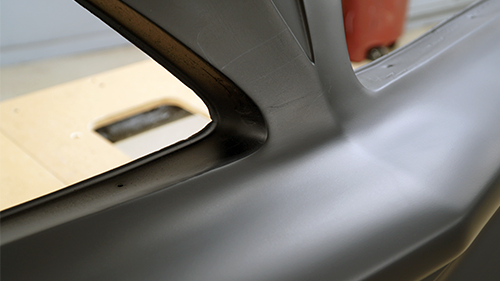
left=2, top=1, right=500, bottom=280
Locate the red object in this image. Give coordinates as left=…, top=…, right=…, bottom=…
left=342, top=0, right=408, bottom=62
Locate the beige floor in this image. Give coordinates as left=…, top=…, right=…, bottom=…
left=0, top=48, right=210, bottom=210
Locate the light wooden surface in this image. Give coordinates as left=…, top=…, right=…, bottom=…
left=0, top=60, right=209, bottom=210
left=0, top=132, right=64, bottom=209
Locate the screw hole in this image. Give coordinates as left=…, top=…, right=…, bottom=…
left=117, top=184, right=124, bottom=188
left=70, top=132, right=83, bottom=139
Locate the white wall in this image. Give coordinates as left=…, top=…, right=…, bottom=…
left=0, top=0, right=129, bottom=66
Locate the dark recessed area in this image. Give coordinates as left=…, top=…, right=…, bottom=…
left=96, top=105, right=192, bottom=143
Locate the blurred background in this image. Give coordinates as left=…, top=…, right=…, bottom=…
left=0, top=0, right=477, bottom=98
left=1, top=0, right=476, bottom=65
